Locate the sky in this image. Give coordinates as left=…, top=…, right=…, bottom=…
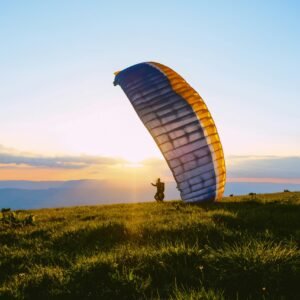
left=0, top=0, right=299, bottom=186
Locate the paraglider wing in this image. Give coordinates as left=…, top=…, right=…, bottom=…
left=113, top=62, right=226, bottom=202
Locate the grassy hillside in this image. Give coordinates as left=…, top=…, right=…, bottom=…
left=0, top=192, right=299, bottom=299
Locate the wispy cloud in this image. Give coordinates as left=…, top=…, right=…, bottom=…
left=1, top=145, right=300, bottom=183
left=227, top=155, right=300, bottom=179
left=0, top=144, right=125, bottom=169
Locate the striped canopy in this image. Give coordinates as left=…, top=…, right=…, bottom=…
left=114, top=62, right=226, bottom=202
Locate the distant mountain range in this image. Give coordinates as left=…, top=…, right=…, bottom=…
left=0, top=180, right=180, bottom=210
left=0, top=180, right=299, bottom=210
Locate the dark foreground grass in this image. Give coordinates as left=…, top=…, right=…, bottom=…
left=0, top=192, right=299, bottom=299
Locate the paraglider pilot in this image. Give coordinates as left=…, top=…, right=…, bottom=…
left=151, top=178, right=165, bottom=202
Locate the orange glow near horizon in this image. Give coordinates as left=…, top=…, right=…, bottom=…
left=1, top=163, right=300, bottom=185
left=0, top=166, right=96, bottom=181
left=0, top=161, right=175, bottom=183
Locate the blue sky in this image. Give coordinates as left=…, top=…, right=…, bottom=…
left=0, top=1, right=299, bottom=182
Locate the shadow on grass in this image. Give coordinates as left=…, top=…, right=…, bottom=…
left=52, top=222, right=129, bottom=253
left=46, top=242, right=299, bottom=300
left=138, top=222, right=229, bottom=248
left=190, top=200, right=300, bottom=240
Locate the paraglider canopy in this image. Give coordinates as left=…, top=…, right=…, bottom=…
left=114, top=62, right=226, bottom=203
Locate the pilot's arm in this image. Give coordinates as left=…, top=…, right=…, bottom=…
left=151, top=183, right=157, bottom=186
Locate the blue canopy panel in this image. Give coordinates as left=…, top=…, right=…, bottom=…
left=114, top=62, right=225, bottom=202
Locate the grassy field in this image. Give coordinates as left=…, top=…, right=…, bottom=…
left=0, top=192, right=299, bottom=299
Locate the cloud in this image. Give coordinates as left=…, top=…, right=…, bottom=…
left=1, top=144, right=300, bottom=181
left=226, top=155, right=300, bottom=179
left=0, top=144, right=125, bottom=169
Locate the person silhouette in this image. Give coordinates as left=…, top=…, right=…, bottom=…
left=151, top=178, right=165, bottom=202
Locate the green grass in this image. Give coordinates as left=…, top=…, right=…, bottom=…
left=0, top=192, right=299, bottom=299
